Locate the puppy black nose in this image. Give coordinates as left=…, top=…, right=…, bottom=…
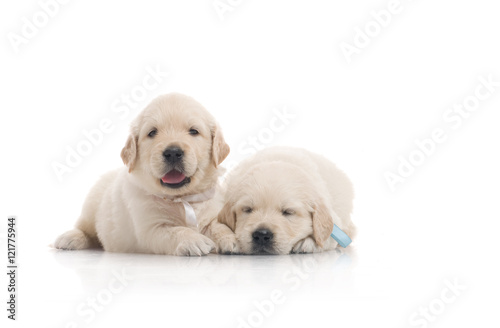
left=163, top=147, right=184, bottom=164
left=252, top=229, right=274, bottom=246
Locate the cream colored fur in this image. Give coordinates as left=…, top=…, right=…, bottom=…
left=53, top=93, right=230, bottom=256
left=214, top=147, right=355, bottom=254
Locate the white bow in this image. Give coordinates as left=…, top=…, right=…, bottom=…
left=157, top=187, right=216, bottom=227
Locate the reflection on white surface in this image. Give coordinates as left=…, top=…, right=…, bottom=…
left=20, top=248, right=357, bottom=328
left=50, top=248, right=355, bottom=292
left=8, top=217, right=500, bottom=328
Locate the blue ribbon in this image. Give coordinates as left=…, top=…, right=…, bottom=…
left=330, top=224, right=352, bottom=248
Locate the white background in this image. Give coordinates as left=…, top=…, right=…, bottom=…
left=1, top=0, right=499, bottom=327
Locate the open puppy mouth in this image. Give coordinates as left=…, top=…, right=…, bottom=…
left=160, top=170, right=191, bottom=189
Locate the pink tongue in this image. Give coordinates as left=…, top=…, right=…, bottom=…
left=161, top=170, right=186, bottom=184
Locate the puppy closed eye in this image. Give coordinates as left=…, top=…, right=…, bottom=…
left=242, top=207, right=253, bottom=214
left=148, top=128, right=157, bottom=138
left=282, top=209, right=295, bottom=217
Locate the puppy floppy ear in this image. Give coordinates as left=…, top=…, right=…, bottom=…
left=121, top=134, right=138, bottom=173
left=218, top=201, right=236, bottom=231
left=211, top=124, right=230, bottom=167
left=310, top=198, right=335, bottom=247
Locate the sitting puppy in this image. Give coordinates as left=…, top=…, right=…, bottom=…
left=214, top=147, right=355, bottom=254
left=54, top=93, right=230, bottom=256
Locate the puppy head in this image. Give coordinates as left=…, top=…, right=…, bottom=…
left=218, top=161, right=334, bottom=254
left=121, top=93, right=230, bottom=196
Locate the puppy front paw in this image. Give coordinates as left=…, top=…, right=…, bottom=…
left=53, top=229, right=91, bottom=250
left=174, top=234, right=216, bottom=256
left=217, top=233, right=239, bottom=254
left=292, top=237, right=320, bottom=254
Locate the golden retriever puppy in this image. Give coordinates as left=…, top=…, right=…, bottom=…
left=53, top=93, right=230, bottom=256
left=214, top=147, right=355, bottom=254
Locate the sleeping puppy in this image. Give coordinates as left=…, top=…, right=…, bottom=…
left=54, top=93, right=230, bottom=256
left=213, top=147, right=355, bottom=254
